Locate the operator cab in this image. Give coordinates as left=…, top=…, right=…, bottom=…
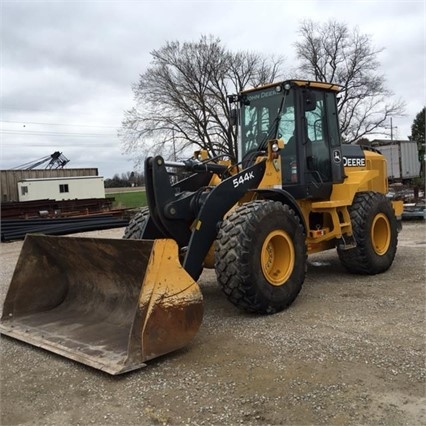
left=235, top=80, right=345, bottom=200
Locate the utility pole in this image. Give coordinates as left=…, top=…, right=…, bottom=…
left=389, top=117, right=394, bottom=178
left=388, top=117, right=399, bottom=179
left=172, top=129, right=177, bottom=161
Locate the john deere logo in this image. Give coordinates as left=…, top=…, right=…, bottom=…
left=343, top=157, right=366, bottom=167
left=333, top=150, right=341, bottom=163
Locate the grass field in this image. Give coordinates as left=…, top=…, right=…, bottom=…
left=107, top=191, right=146, bottom=209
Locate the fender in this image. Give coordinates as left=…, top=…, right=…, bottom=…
left=250, top=188, right=307, bottom=232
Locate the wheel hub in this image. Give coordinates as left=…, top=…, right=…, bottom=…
left=261, top=230, right=294, bottom=286
left=371, top=213, right=391, bottom=255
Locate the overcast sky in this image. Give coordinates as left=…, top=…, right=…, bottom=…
left=1, top=0, right=424, bottom=178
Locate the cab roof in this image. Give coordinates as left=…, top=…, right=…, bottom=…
left=241, top=79, right=342, bottom=94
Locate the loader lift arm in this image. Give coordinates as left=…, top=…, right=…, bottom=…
left=145, top=155, right=267, bottom=280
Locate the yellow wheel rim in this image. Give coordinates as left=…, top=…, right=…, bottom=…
left=261, top=230, right=294, bottom=286
left=371, top=213, right=391, bottom=255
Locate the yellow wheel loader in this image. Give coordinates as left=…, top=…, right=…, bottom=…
left=0, top=80, right=403, bottom=374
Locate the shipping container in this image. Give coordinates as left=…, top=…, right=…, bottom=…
left=377, top=145, right=400, bottom=179
left=17, top=176, right=105, bottom=202
left=400, top=141, right=421, bottom=179
left=375, top=141, right=420, bottom=181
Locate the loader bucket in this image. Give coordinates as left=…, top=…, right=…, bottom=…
left=0, top=235, right=203, bottom=375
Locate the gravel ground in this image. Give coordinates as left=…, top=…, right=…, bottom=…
left=0, top=221, right=425, bottom=425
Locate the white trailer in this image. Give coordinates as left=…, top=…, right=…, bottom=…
left=18, top=176, right=105, bottom=202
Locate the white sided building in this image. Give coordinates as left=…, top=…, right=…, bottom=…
left=17, top=176, right=105, bottom=202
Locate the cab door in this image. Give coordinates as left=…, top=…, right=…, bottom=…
left=302, top=88, right=344, bottom=199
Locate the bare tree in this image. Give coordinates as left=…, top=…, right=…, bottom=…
left=295, top=20, right=405, bottom=143
left=120, top=35, right=284, bottom=164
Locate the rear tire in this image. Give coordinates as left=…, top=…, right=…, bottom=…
left=337, top=192, right=398, bottom=274
left=215, top=200, right=306, bottom=314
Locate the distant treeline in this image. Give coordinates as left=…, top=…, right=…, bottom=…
left=104, top=171, right=144, bottom=188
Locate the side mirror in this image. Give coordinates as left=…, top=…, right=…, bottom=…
left=303, top=90, right=317, bottom=112
left=229, top=108, right=239, bottom=126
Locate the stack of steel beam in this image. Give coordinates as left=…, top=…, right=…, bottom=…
left=1, top=214, right=128, bottom=242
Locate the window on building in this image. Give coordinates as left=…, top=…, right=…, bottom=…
left=59, top=184, right=69, bottom=193
left=21, top=186, right=28, bottom=196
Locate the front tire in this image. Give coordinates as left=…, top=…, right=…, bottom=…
left=215, top=200, right=306, bottom=314
left=123, top=207, right=150, bottom=240
left=337, top=192, right=398, bottom=274
left=123, top=207, right=167, bottom=240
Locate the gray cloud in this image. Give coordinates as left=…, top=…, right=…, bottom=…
left=1, top=0, right=424, bottom=177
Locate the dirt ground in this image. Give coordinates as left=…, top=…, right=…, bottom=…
left=0, top=221, right=425, bottom=425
